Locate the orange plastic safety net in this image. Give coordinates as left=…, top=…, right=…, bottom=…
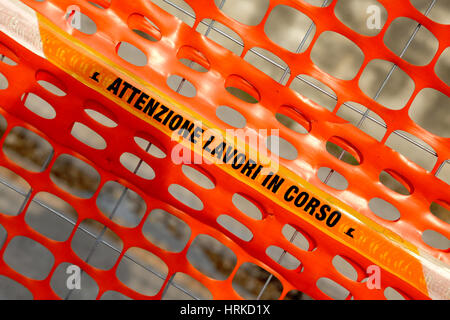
left=0, top=0, right=448, bottom=300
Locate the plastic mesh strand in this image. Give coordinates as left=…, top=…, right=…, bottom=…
left=0, top=0, right=448, bottom=299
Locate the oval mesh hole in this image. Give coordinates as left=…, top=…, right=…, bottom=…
left=3, top=126, right=54, bottom=172
left=435, top=47, right=450, bottom=86
left=384, top=287, right=406, bottom=300
left=100, top=291, right=131, bottom=300
left=303, top=0, right=332, bottom=6
left=0, top=113, right=6, bottom=138
left=384, top=17, right=438, bottom=66
left=117, top=42, right=148, bottom=67
left=71, top=122, right=107, bottom=150
left=0, top=223, right=6, bottom=250
left=162, top=273, right=212, bottom=300
left=316, top=277, right=350, bottom=300
left=151, top=0, right=196, bottom=27
left=71, top=219, right=123, bottom=270
left=50, top=154, right=100, bottom=198
left=134, top=136, right=167, bottom=159
left=409, top=88, right=450, bottom=138
left=143, top=209, right=191, bottom=253
left=332, top=255, right=358, bottom=281
left=421, top=229, right=450, bottom=250
left=216, top=0, right=270, bottom=26
left=266, top=245, right=301, bottom=270
left=168, top=184, right=204, bottom=211
left=22, top=93, right=56, bottom=119
left=182, top=165, right=215, bottom=189
left=216, top=105, right=247, bottom=128
left=217, top=214, right=253, bottom=242
left=436, top=160, right=450, bottom=186
left=177, top=45, right=210, bottom=72
left=0, top=166, right=31, bottom=216
left=410, top=0, right=450, bottom=24
left=326, top=139, right=361, bottom=165
left=284, top=289, right=314, bottom=300
left=116, top=247, right=168, bottom=296
left=0, top=72, right=7, bottom=90
left=275, top=111, right=309, bottom=135
left=4, top=236, right=55, bottom=280
left=232, top=193, right=263, bottom=220
left=88, top=0, right=111, bottom=10
left=120, top=152, right=156, bottom=180
left=225, top=75, right=260, bottom=104
left=318, top=167, right=349, bottom=191
left=368, top=198, right=401, bottom=221
left=85, top=109, right=118, bottom=128
left=430, top=201, right=450, bottom=225
left=35, top=70, right=67, bottom=96
left=37, top=79, right=66, bottom=97
left=0, top=276, right=33, bottom=300
left=232, top=262, right=283, bottom=300
left=187, top=234, right=237, bottom=280
left=336, top=102, right=387, bottom=142
left=196, top=19, right=243, bottom=56
left=130, top=15, right=161, bottom=42
left=311, top=31, right=364, bottom=80
left=379, top=170, right=411, bottom=195
left=282, top=224, right=313, bottom=251
left=359, top=59, right=415, bottom=110
left=265, top=5, right=315, bottom=53
left=97, top=181, right=147, bottom=228
left=290, top=74, right=337, bottom=111
left=244, top=47, right=289, bottom=84
left=179, top=58, right=208, bottom=73
left=385, top=130, right=437, bottom=172
left=167, top=75, right=197, bottom=98
left=266, top=135, right=298, bottom=160
left=0, top=54, right=17, bottom=66
left=334, top=0, right=387, bottom=36
left=66, top=11, right=97, bottom=35
left=50, top=263, right=99, bottom=300
left=25, top=192, right=78, bottom=242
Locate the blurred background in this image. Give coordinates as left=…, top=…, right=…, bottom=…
left=0, top=0, right=448, bottom=300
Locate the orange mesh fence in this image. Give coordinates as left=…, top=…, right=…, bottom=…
left=0, top=0, right=448, bottom=300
